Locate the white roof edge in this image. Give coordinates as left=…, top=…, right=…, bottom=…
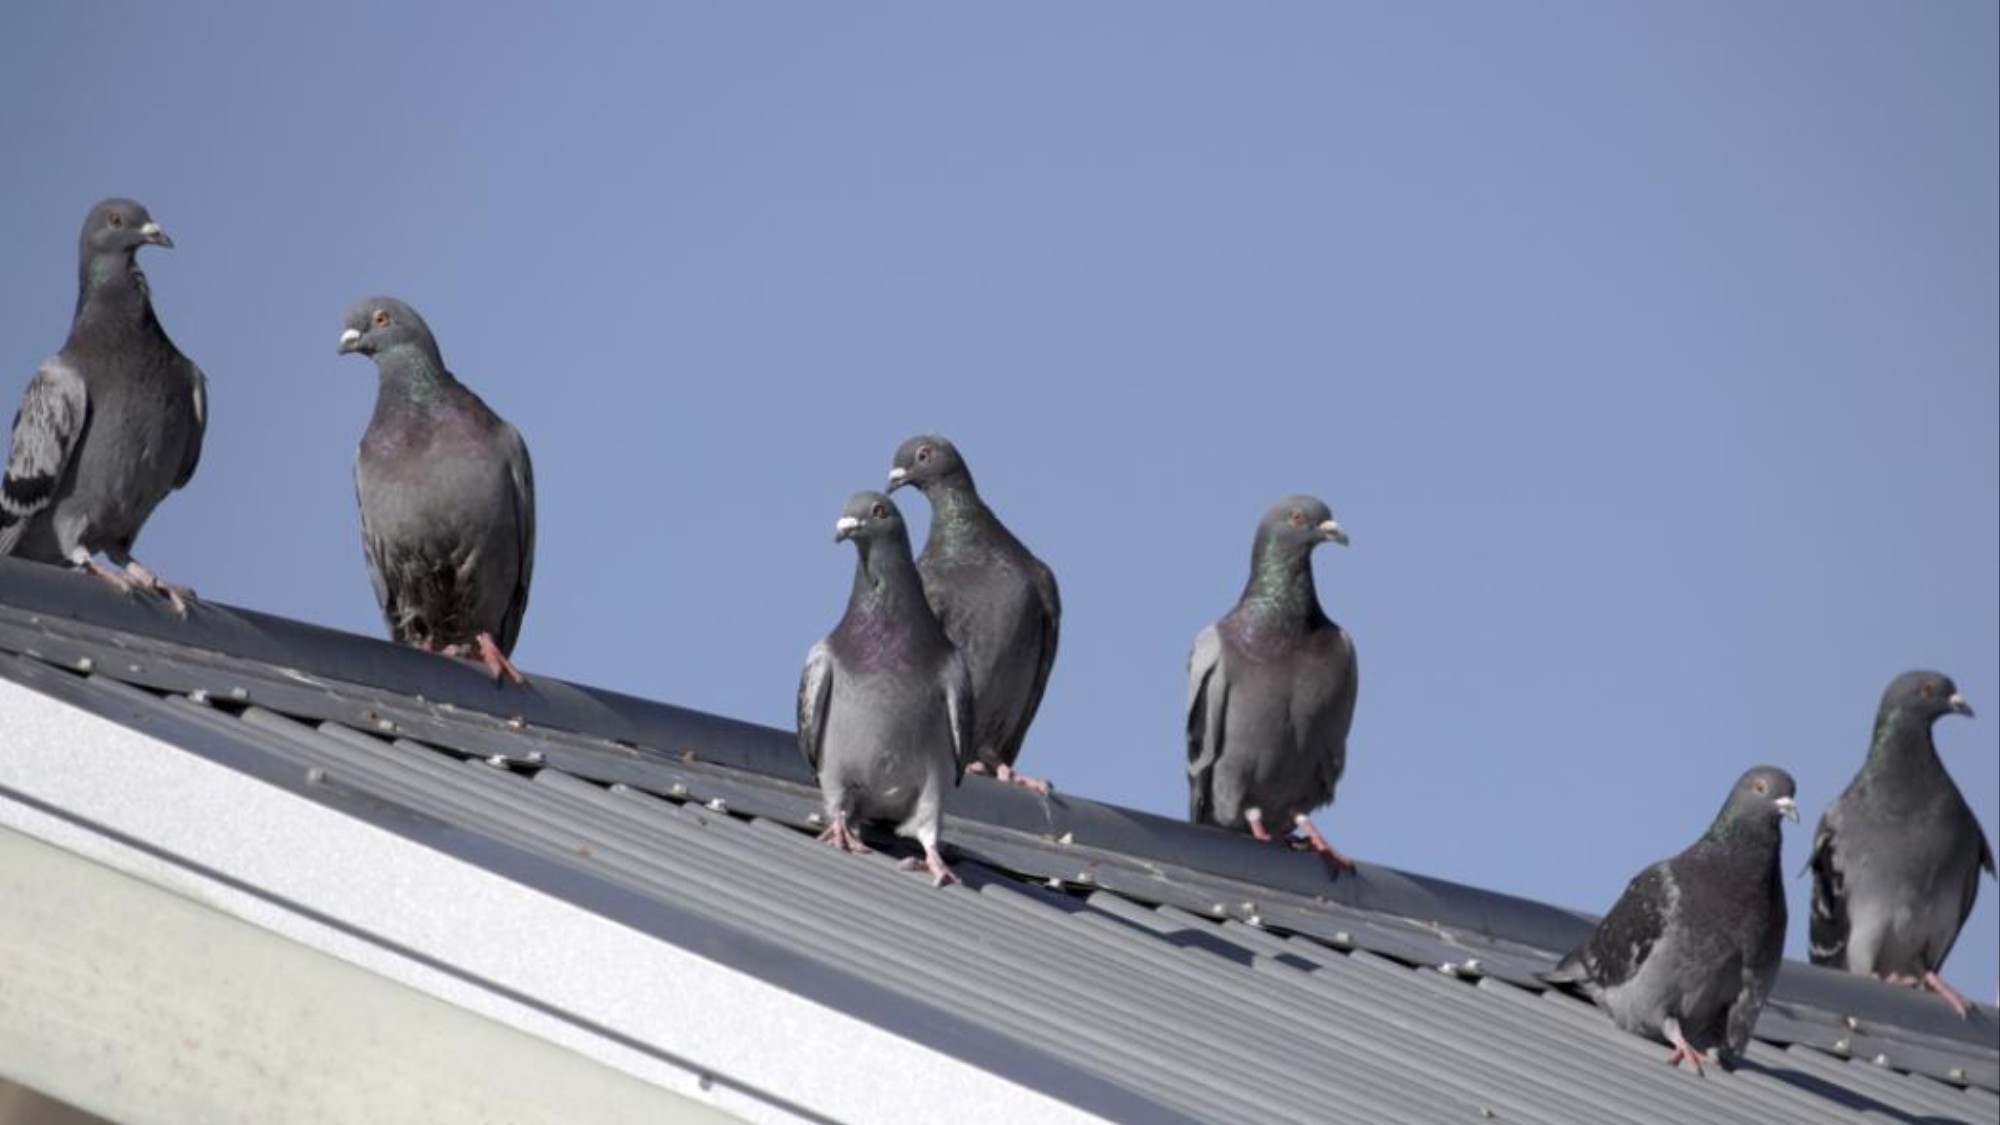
left=0, top=680, right=1112, bottom=1125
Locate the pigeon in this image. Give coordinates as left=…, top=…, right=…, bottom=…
left=1186, top=495, right=1357, bottom=873
left=798, top=491, right=972, bottom=886
left=338, top=297, right=535, bottom=684
left=1808, top=670, right=1991, bottom=1017
left=1552, top=766, right=1798, bottom=1075
left=887, top=434, right=1060, bottom=793
left=0, top=198, right=207, bottom=614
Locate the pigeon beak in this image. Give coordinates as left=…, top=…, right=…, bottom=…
left=886, top=467, right=909, bottom=492
left=1318, top=519, right=1349, bottom=546
left=337, top=328, right=364, bottom=355
left=834, top=516, right=862, bottom=543
left=1774, top=796, right=1799, bottom=824
left=138, top=222, right=173, bottom=248
left=1948, top=692, right=1974, bottom=718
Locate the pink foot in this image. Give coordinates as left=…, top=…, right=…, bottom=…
left=815, top=815, right=871, bottom=854
left=1245, top=809, right=1276, bottom=843
left=1665, top=1042, right=1707, bottom=1076
left=995, top=762, right=1051, bottom=794
left=1293, top=814, right=1355, bottom=876
left=899, top=844, right=957, bottom=887
left=475, top=632, right=528, bottom=685
left=1923, top=970, right=1973, bottom=1018
left=122, top=559, right=196, bottom=617
left=79, top=557, right=139, bottom=597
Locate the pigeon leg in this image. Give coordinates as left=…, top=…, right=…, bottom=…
left=994, top=762, right=1052, bottom=795
left=74, top=554, right=139, bottom=597
left=474, top=632, right=528, bottom=686
left=1921, top=970, right=1973, bottom=1018
left=120, top=558, right=196, bottom=617
left=899, top=844, right=958, bottom=888
left=1293, top=814, right=1356, bottom=875
left=1245, top=808, right=1275, bottom=843
left=814, top=813, right=871, bottom=854
left=1663, top=1022, right=1707, bottom=1076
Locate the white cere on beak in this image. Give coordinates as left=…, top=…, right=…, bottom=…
left=1775, top=796, right=1799, bottom=823
left=139, top=222, right=163, bottom=238
left=834, top=516, right=862, bottom=540
left=887, top=467, right=908, bottom=485
left=1318, top=519, right=1350, bottom=546
left=338, top=328, right=362, bottom=350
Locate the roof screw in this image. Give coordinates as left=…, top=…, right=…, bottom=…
left=1056, top=831, right=1075, bottom=845
left=1241, top=901, right=1257, bottom=914
left=486, top=754, right=508, bottom=767
left=189, top=689, right=211, bottom=706
left=1076, top=871, right=1096, bottom=885
left=1843, top=1015, right=1860, bottom=1030
left=1332, top=931, right=1353, bottom=947
left=229, top=686, right=249, bottom=701
left=807, top=812, right=824, bottom=825
left=306, top=767, right=327, bottom=785
left=1211, top=903, right=1227, bottom=916
left=669, top=783, right=688, bottom=797
left=524, top=750, right=544, bottom=764
left=1045, top=877, right=1064, bottom=889
left=1833, top=1037, right=1851, bottom=1053
left=706, top=798, right=728, bottom=813
left=1463, top=959, right=1483, bottom=976
left=507, top=715, right=527, bottom=730
left=1871, top=1053, right=1890, bottom=1067
left=1478, top=1109, right=1496, bottom=1120
left=376, top=718, right=396, bottom=733
left=609, top=783, right=631, bottom=795
left=1948, top=1067, right=1967, bottom=1083
left=74, top=656, right=94, bottom=673
left=1246, top=914, right=1264, bottom=927
left=127, top=664, right=142, bottom=674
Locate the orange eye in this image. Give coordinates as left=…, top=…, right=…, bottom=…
left=1288, top=509, right=1307, bottom=526
left=372, top=310, right=391, bottom=328
left=916, top=446, right=933, bottom=463
left=1753, top=779, right=1768, bottom=795
left=1921, top=682, right=1937, bottom=699
left=108, top=213, right=125, bottom=229
left=870, top=503, right=888, bottom=519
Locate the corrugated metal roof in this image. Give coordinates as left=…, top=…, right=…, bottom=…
left=2, top=557, right=1995, bottom=1124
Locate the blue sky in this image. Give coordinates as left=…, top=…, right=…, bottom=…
left=3, top=4, right=1995, bottom=1002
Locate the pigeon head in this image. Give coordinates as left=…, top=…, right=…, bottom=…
left=80, top=198, right=172, bottom=257
left=1717, top=765, right=1800, bottom=827
left=1257, top=495, right=1349, bottom=552
left=337, top=297, right=439, bottom=361
left=833, top=491, right=910, bottom=547
left=887, top=434, right=971, bottom=494
left=1880, top=670, right=1974, bottom=726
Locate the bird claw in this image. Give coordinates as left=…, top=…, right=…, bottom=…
left=815, top=818, right=870, bottom=854
left=901, top=847, right=957, bottom=887
left=120, top=559, right=197, bottom=617
left=1922, top=971, right=1973, bottom=1019
left=475, top=632, right=527, bottom=686
left=995, top=763, right=1052, bottom=795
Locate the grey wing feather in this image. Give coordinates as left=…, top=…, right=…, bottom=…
left=797, top=642, right=834, bottom=775
left=1322, top=629, right=1358, bottom=792
left=999, top=559, right=1061, bottom=763
left=496, top=422, right=536, bottom=652
left=1806, top=808, right=1849, bottom=965
left=353, top=464, right=394, bottom=627
left=0, top=359, right=88, bottom=552
left=943, top=647, right=974, bottom=785
left=1185, top=625, right=1227, bottom=823
left=172, top=360, right=207, bottom=489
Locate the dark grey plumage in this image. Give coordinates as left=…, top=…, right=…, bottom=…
left=887, top=434, right=1060, bottom=791
left=1186, top=495, right=1356, bottom=872
left=1808, top=670, right=1991, bottom=1017
left=1, top=199, right=207, bottom=613
left=1554, top=766, right=1797, bottom=1074
left=339, top=297, right=535, bottom=683
left=798, top=492, right=972, bottom=886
